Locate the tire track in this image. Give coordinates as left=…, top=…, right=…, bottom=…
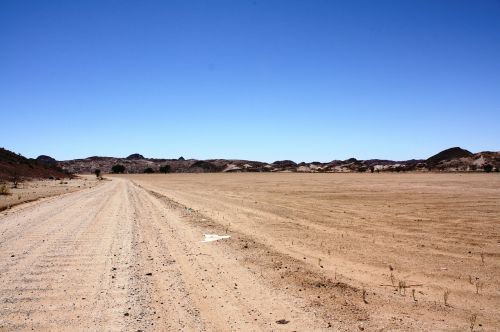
left=0, top=177, right=337, bottom=331
left=0, top=180, right=133, bottom=330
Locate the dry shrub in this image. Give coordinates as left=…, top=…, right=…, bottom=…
left=469, top=313, right=477, bottom=331
left=443, top=289, right=450, bottom=306
left=0, top=183, right=10, bottom=195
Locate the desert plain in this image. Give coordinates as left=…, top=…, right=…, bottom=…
left=0, top=173, right=498, bottom=331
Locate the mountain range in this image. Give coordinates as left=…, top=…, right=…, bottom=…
left=1, top=146, right=498, bottom=181
left=56, top=147, right=499, bottom=175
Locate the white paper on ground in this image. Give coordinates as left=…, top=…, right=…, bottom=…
left=201, top=234, right=231, bottom=242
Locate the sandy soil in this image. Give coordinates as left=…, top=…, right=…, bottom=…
left=0, top=176, right=100, bottom=211
left=125, top=173, right=500, bottom=331
left=0, top=173, right=498, bottom=331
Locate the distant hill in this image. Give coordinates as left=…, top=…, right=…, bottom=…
left=0, top=148, right=70, bottom=181
left=427, top=147, right=473, bottom=165
left=2, top=147, right=498, bottom=179
left=36, top=155, right=57, bottom=165
left=54, top=147, right=498, bottom=174
left=426, top=148, right=499, bottom=172
left=126, top=153, right=145, bottom=160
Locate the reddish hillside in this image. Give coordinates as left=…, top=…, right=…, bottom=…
left=0, top=148, right=70, bottom=181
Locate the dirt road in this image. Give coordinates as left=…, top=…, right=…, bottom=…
left=1, top=174, right=499, bottom=331
left=0, top=178, right=330, bottom=331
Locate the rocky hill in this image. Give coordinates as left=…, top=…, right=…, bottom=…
left=427, top=150, right=499, bottom=172
left=1, top=147, right=497, bottom=179
left=427, top=147, right=473, bottom=165
left=0, top=148, right=70, bottom=181
left=54, top=147, right=499, bottom=174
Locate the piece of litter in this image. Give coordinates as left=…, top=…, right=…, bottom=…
left=201, top=234, right=231, bottom=242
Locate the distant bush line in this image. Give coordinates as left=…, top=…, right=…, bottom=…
left=111, top=165, right=126, bottom=173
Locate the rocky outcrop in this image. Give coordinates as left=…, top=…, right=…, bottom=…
left=427, top=147, right=473, bottom=165
left=49, top=147, right=500, bottom=174
left=126, top=153, right=145, bottom=160
left=0, top=149, right=69, bottom=181
left=36, top=155, right=57, bottom=165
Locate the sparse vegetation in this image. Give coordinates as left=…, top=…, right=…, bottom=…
left=468, top=275, right=475, bottom=285
left=11, top=173, right=19, bottom=188
left=469, top=313, right=477, bottom=331
left=483, top=164, right=493, bottom=172
left=94, top=169, right=101, bottom=178
left=390, top=273, right=396, bottom=287
left=0, top=183, right=10, bottom=195
left=475, top=280, right=483, bottom=294
left=443, top=289, right=450, bottom=306
left=469, top=275, right=483, bottom=294
left=143, top=167, right=155, bottom=174
left=111, top=165, right=126, bottom=174
left=398, top=280, right=407, bottom=295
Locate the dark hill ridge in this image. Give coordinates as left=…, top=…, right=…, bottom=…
left=54, top=147, right=498, bottom=174
left=1, top=147, right=499, bottom=179
left=0, top=148, right=70, bottom=181
left=36, top=155, right=57, bottom=165
left=427, top=147, right=473, bottom=164
left=126, top=153, right=145, bottom=160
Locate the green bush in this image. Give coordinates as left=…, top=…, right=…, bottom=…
left=143, top=167, right=155, bottom=174
left=159, top=165, right=171, bottom=173
left=483, top=164, right=493, bottom=173
left=111, top=164, right=126, bottom=173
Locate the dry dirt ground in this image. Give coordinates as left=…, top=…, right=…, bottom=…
left=0, top=173, right=498, bottom=331
left=0, top=177, right=100, bottom=211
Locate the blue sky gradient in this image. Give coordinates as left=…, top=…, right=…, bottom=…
left=1, top=0, right=499, bottom=162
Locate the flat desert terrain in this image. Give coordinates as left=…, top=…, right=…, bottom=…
left=0, top=173, right=498, bottom=331
left=0, top=177, right=99, bottom=212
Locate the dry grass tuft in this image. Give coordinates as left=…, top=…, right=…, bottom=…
left=0, top=183, right=10, bottom=195
left=475, top=280, right=483, bottom=294
left=469, top=313, right=477, bottom=331
left=398, top=280, right=407, bottom=295
left=443, top=289, right=450, bottom=306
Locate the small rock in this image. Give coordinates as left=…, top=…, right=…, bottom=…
left=276, top=319, right=289, bottom=324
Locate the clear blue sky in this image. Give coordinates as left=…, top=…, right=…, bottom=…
left=1, top=0, right=499, bottom=162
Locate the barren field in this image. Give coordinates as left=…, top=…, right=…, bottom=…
left=0, top=173, right=499, bottom=331
left=0, top=176, right=99, bottom=211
